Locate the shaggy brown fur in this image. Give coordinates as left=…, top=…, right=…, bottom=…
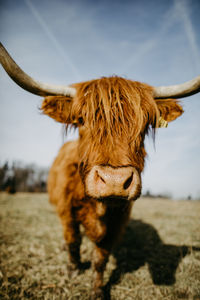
left=42, top=76, right=183, bottom=299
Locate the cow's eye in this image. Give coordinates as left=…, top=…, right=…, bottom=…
left=78, top=117, right=84, bottom=125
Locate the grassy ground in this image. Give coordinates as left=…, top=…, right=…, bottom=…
left=0, top=193, right=200, bottom=300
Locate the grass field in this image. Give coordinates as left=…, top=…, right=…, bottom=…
left=0, top=192, right=200, bottom=300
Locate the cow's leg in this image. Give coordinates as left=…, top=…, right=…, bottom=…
left=63, top=221, right=82, bottom=273
left=58, top=200, right=82, bottom=273
left=91, top=245, right=110, bottom=300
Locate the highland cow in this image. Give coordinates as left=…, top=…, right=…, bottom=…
left=1, top=43, right=200, bottom=299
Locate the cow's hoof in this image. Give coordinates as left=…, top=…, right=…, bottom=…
left=67, top=263, right=81, bottom=278
left=90, top=288, right=104, bottom=300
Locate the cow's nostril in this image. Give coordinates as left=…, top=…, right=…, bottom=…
left=123, top=172, right=133, bottom=190
left=95, top=170, right=106, bottom=184
left=99, top=175, right=106, bottom=184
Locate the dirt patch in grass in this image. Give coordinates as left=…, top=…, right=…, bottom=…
left=0, top=193, right=200, bottom=299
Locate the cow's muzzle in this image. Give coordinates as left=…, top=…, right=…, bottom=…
left=85, top=165, right=141, bottom=201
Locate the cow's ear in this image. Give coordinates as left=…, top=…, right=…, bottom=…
left=41, top=96, right=73, bottom=123
left=155, top=99, right=184, bottom=123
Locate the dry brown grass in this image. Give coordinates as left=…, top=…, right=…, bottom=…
left=0, top=193, right=200, bottom=300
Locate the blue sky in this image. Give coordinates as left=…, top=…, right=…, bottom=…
left=0, top=0, right=200, bottom=199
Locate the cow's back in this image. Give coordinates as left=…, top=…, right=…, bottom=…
left=48, top=140, right=82, bottom=206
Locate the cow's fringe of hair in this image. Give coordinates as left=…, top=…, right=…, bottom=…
left=72, top=76, right=159, bottom=145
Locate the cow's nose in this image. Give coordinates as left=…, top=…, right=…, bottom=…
left=94, top=167, right=133, bottom=191
left=86, top=165, right=140, bottom=199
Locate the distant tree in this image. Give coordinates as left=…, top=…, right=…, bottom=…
left=0, top=162, right=9, bottom=191
left=0, top=161, right=48, bottom=193
left=143, top=190, right=155, bottom=198
left=143, top=189, right=172, bottom=199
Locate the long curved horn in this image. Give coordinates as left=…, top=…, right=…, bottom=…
left=0, top=43, right=76, bottom=97
left=153, top=76, right=200, bottom=99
